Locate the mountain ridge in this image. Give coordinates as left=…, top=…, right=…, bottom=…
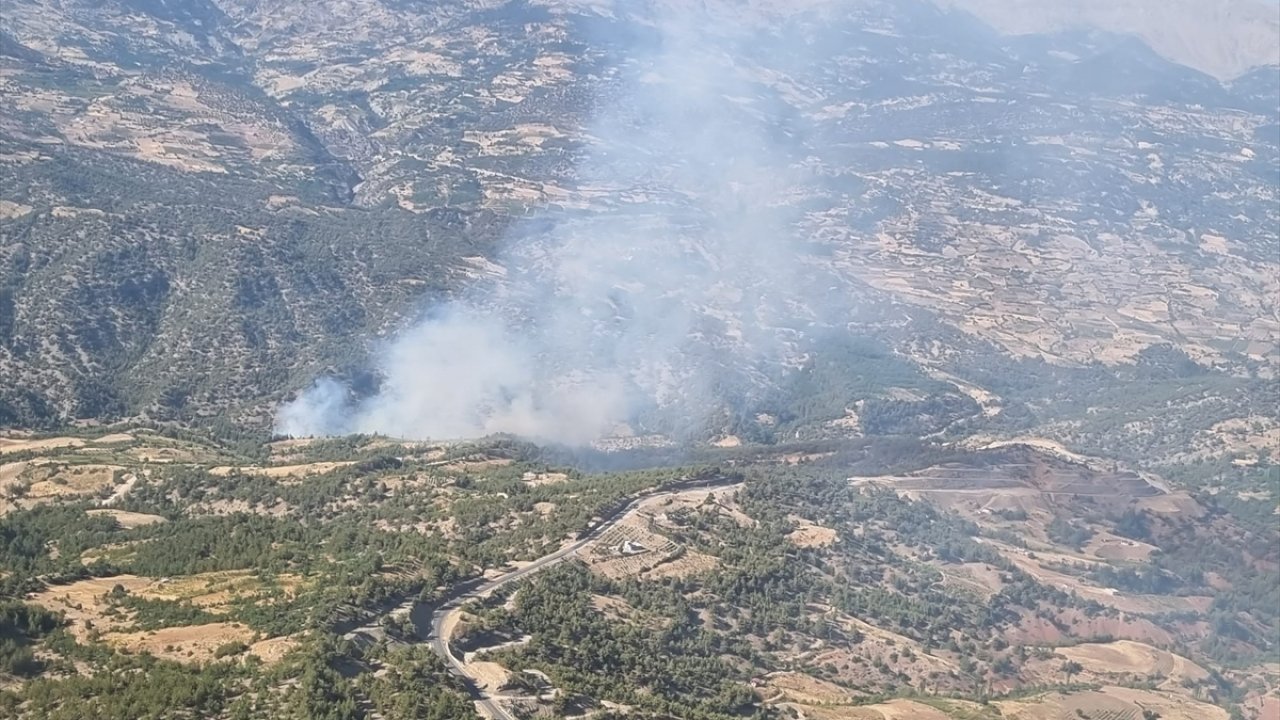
left=939, top=0, right=1280, bottom=80
left=0, top=0, right=1275, bottom=457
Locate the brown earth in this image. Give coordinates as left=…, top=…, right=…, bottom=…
left=1010, top=607, right=1182, bottom=647
left=780, top=699, right=958, bottom=720
left=1028, top=641, right=1209, bottom=687
left=1246, top=693, right=1280, bottom=720
left=85, top=508, right=166, bottom=528
left=1085, top=531, right=1158, bottom=562
left=760, top=671, right=852, bottom=704
left=0, top=436, right=85, bottom=455
left=127, top=446, right=202, bottom=463
left=778, top=610, right=961, bottom=694
left=25, top=464, right=121, bottom=500
left=248, top=635, right=300, bottom=664
left=208, top=461, right=355, bottom=480
left=465, top=661, right=511, bottom=692
left=641, top=549, right=718, bottom=580
left=787, top=518, right=839, bottom=548
left=995, top=687, right=1229, bottom=720
left=92, top=433, right=135, bottom=445
left=442, top=458, right=514, bottom=473
left=0, top=460, right=29, bottom=491
left=522, top=471, right=569, bottom=486
left=590, top=594, right=636, bottom=621
left=107, top=622, right=257, bottom=664
left=643, top=485, right=753, bottom=528
left=31, top=575, right=160, bottom=639
left=990, top=541, right=1204, bottom=616
left=936, top=561, right=1006, bottom=599
left=30, top=571, right=301, bottom=642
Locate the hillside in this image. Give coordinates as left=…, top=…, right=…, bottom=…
left=0, top=430, right=1276, bottom=719
left=1, top=0, right=1276, bottom=448
left=1, top=3, right=1277, bottom=718
left=940, top=0, right=1280, bottom=80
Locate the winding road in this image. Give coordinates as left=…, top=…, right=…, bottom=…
left=423, top=478, right=738, bottom=719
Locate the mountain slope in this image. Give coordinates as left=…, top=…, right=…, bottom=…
left=939, top=0, right=1280, bottom=80
left=0, top=0, right=1276, bottom=446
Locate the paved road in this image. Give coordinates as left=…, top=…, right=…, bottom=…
left=426, top=480, right=737, bottom=719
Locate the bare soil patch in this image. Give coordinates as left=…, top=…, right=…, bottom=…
left=465, top=660, right=511, bottom=692
left=975, top=437, right=1100, bottom=466
left=0, top=200, right=33, bottom=219
left=85, top=509, right=167, bottom=528
left=590, top=593, right=636, bottom=621
left=151, top=570, right=297, bottom=610
left=774, top=450, right=838, bottom=465
left=1136, top=491, right=1207, bottom=517
left=31, top=571, right=297, bottom=665
left=1247, top=693, right=1280, bottom=720
left=643, top=485, right=754, bottom=528
left=1010, top=603, right=1194, bottom=648
left=937, top=561, right=1006, bottom=599
left=583, top=515, right=718, bottom=580
left=127, top=446, right=200, bottom=463
left=522, top=471, right=569, bottom=486
left=1055, top=640, right=1208, bottom=684
left=995, top=687, right=1228, bottom=720
left=1085, top=531, right=1158, bottom=562
left=31, top=575, right=160, bottom=639
left=442, top=458, right=514, bottom=473
left=439, top=607, right=466, bottom=646
left=760, top=671, right=852, bottom=704
left=31, top=571, right=297, bottom=639
left=990, top=541, right=1199, bottom=615
left=1171, top=415, right=1280, bottom=464
left=783, top=699, right=954, bottom=720
left=209, top=461, right=354, bottom=480
left=248, top=635, right=299, bottom=664
left=107, top=622, right=256, bottom=664
left=265, top=437, right=320, bottom=459
left=787, top=518, right=839, bottom=548
left=641, top=548, right=718, bottom=580
left=0, top=436, right=85, bottom=455
left=818, top=634, right=956, bottom=691
left=25, top=464, right=122, bottom=500
left=0, top=461, right=30, bottom=491
left=92, top=433, right=135, bottom=445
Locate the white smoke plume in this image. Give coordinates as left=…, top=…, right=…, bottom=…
left=277, top=4, right=835, bottom=444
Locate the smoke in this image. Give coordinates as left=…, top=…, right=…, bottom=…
left=276, top=3, right=836, bottom=444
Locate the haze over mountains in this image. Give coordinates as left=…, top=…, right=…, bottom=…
left=942, top=0, right=1280, bottom=80
left=2, top=0, right=1276, bottom=450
